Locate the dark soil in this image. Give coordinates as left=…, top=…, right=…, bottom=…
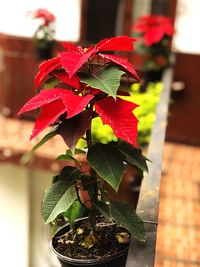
left=53, top=217, right=130, bottom=260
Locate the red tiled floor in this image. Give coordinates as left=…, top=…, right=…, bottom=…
left=155, top=142, right=200, bottom=267
left=0, top=116, right=70, bottom=171
left=0, top=116, right=65, bottom=158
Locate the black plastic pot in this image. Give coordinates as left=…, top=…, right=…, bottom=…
left=51, top=218, right=130, bottom=267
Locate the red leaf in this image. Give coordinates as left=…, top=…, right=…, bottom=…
left=18, top=88, right=93, bottom=116
left=18, top=88, right=61, bottom=114
left=89, top=88, right=101, bottom=95
left=60, top=47, right=94, bottom=78
left=95, top=36, right=136, bottom=52
left=163, top=22, right=174, bottom=36
left=133, top=15, right=174, bottom=46
left=61, top=93, right=93, bottom=118
left=30, top=100, right=65, bottom=140
left=145, top=27, right=164, bottom=46
left=34, top=57, right=61, bottom=89
left=52, top=70, right=80, bottom=90
left=99, top=54, right=139, bottom=80
left=18, top=88, right=94, bottom=139
left=60, top=36, right=137, bottom=78
left=61, top=41, right=84, bottom=53
left=81, top=85, right=101, bottom=96
left=95, top=97, right=138, bottom=147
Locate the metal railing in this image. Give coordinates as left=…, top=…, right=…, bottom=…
left=126, top=67, right=174, bottom=267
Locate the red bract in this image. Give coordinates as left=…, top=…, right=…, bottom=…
left=94, top=36, right=137, bottom=52
left=18, top=88, right=93, bottom=140
left=60, top=47, right=94, bottom=78
left=34, top=57, right=61, bottom=89
left=52, top=71, right=81, bottom=90
left=61, top=42, right=84, bottom=53
left=95, top=97, right=138, bottom=147
left=34, top=36, right=139, bottom=88
left=34, top=57, right=80, bottom=90
left=133, top=15, right=174, bottom=46
left=60, top=36, right=138, bottom=78
left=20, top=35, right=140, bottom=147
left=32, top=8, right=56, bottom=26
left=99, top=54, right=139, bottom=80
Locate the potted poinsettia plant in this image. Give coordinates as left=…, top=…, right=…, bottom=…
left=132, top=14, right=174, bottom=89
left=18, top=36, right=148, bottom=267
left=28, top=8, right=56, bottom=60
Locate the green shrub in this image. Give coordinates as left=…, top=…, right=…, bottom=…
left=77, top=82, right=163, bottom=148
left=130, top=82, right=163, bottom=146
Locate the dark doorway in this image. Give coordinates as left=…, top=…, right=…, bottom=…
left=84, top=0, right=121, bottom=43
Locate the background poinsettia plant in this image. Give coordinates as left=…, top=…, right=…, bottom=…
left=28, top=8, right=56, bottom=58
left=18, top=36, right=148, bottom=243
left=132, top=14, right=174, bottom=71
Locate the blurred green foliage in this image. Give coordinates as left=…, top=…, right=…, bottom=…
left=131, top=82, right=162, bottom=146
left=77, top=82, right=163, bottom=148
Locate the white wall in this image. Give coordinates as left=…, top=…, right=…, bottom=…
left=0, top=164, right=29, bottom=267
left=0, top=163, right=59, bottom=267
left=0, top=0, right=81, bottom=42
left=28, top=168, right=59, bottom=267
left=172, top=0, right=200, bottom=54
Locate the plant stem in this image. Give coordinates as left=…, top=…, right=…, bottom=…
left=86, top=106, right=98, bottom=203
left=86, top=127, right=93, bottom=149
left=85, top=109, right=100, bottom=231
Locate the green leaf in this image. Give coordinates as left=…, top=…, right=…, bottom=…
left=20, top=127, right=58, bottom=165
left=56, top=150, right=79, bottom=164
left=59, top=166, right=81, bottom=181
left=20, top=151, right=35, bottom=165
left=50, top=220, right=59, bottom=236
left=42, top=182, right=77, bottom=224
left=64, top=200, right=85, bottom=228
left=56, top=154, right=72, bottom=161
left=52, top=175, right=59, bottom=184
left=87, top=143, right=125, bottom=192
left=95, top=201, right=145, bottom=242
left=32, top=127, right=58, bottom=152
left=42, top=166, right=81, bottom=223
left=44, top=77, right=60, bottom=89
left=110, top=201, right=145, bottom=242
left=94, top=201, right=111, bottom=220
left=80, top=66, right=125, bottom=98
left=114, top=141, right=149, bottom=172
left=74, top=148, right=87, bottom=155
